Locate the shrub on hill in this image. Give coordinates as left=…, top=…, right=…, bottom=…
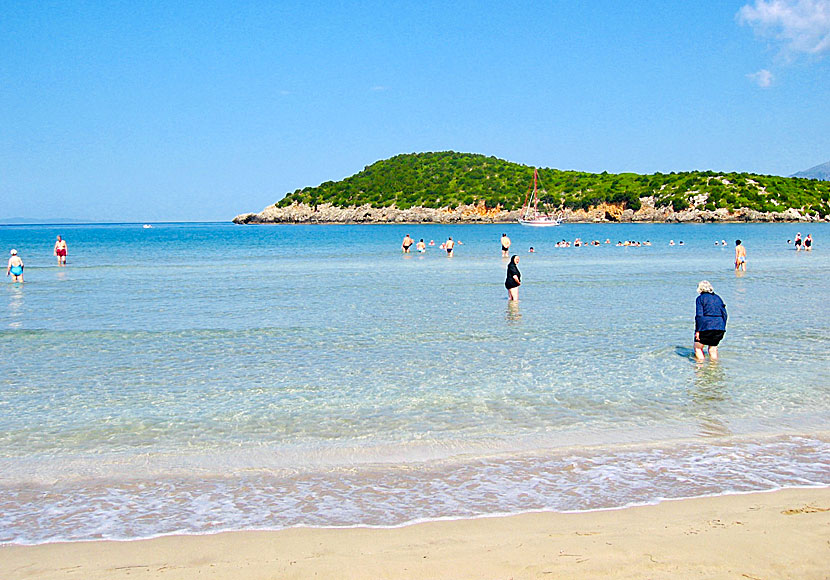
left=276, top=152, right=830, bottom=216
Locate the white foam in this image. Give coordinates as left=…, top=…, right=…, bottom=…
left=1, top=433, right=828, bottom=546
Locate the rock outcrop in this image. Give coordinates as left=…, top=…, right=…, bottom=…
left=234, top=202, right=522, bottom=224
left=234, top=198, right=827, bottom=224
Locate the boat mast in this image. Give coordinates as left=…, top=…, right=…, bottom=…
left=532, top=168, right=540, bottom=215
left=521, top=169, right=534, bottom=218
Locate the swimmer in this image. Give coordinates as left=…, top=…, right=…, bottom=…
left=401, top=234, right=413, bottom=253
left=445, top=237, right=454, bottom=256
left=605, top=239, right=611, bottom=244
left=644, top=240, right=651, bottom=246
left=505, top=255, right=521, bottom=301
left=7, top=249, right=23, bottom=282
left=804, top=234, right=812, bottom=251
left=679, top=241, right=684, bottom=246
left=528, top=246, right=535, bottom=253
left=721, top=240, right=727, bottom=246
left=694, top=280, right=727, bottom=361
left=429, top=240, right=435, bottom=246
left=500, top=233, right=511, bottom=257
left=54, top=235, right=67, bottom=265
left=734, top=239, right=746, bottom=271
left=794, top=232, right=802, bottom=251
left=416, top=239, right=426, bottom=253
left=669, top=240, right=675, bottom=246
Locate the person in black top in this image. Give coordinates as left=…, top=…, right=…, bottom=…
left=505, top=255, right=521, bottom=301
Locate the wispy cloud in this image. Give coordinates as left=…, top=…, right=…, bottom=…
left=370, top=85, right=388, bottom=92
left=738, top=0, right=830, bottom=57
left=747, top=68, right=775, bottom=86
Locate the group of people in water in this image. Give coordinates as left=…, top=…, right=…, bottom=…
left=5, top=236, right=68, bottom=283
left=401, top=234, right=463, bottom=256
left=554, top=238, right=656, bottom=247
left=398, top=230, right=815, bottom=362
left=3, top=226, right=813, bottom=367
left=789, top=233, right=814, bottom=251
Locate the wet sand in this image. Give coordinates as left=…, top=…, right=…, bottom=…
left=2, top=487, right=828, bottom=579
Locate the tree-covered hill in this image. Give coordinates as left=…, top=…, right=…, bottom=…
left=277, top=152, right=830, bottom=216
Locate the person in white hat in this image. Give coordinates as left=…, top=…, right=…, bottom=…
left=7, top=249, right=24, bottom=282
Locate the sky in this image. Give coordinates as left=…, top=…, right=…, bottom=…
left=1, top=0, right=829, bottom=222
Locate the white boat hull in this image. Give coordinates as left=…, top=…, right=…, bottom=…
left=518, top=218, right=562, bottom=226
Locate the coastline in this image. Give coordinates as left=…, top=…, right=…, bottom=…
left=233, top=200, right=829, bottom=224
left=3, top=487, right=828, bottom=579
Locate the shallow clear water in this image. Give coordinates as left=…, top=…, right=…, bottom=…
left=1, top=222, right=828, bottom=544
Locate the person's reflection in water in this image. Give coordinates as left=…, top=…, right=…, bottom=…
left=7, top=284, right=24, bottom=328
left=506, top=300, right=521, bottom=324
left=689, top=362, right=730, bottom=437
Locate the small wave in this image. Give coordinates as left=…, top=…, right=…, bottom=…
left=1, top=433, right=828, bottom=545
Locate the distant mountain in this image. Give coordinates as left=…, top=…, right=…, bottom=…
left=0, top=217, right=92, bottom=224
left=792, top=161, right=830, bottom=181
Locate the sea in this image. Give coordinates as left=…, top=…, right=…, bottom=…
left=1, top=222, right=828, bottom=545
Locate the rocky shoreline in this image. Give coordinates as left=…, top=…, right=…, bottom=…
left=234, top=198, right=827, bottom=224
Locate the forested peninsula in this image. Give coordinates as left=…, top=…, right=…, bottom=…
left=234, top=152, right=830, bottom=224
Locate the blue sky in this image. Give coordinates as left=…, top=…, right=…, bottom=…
left=1, top=1, right=829, bottom=222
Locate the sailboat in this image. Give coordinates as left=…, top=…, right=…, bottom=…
left=518, top=168, right=562, bottom=226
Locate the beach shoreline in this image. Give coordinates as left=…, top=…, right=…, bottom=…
left=3, top=487, right=828, bottom=579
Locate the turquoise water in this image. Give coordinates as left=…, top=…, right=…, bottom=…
left=1, top=222, right=828, bottom=544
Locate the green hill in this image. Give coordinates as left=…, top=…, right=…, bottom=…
left=277, top=151, right=830, bottom=216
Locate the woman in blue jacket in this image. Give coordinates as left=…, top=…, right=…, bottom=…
left=694, top=280, right=727, bottom=361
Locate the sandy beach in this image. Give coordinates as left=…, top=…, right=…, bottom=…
left=2, top=487, right=828, bottom=579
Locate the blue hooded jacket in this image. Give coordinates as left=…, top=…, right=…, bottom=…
left=695, top=292, right=727, bottom=332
